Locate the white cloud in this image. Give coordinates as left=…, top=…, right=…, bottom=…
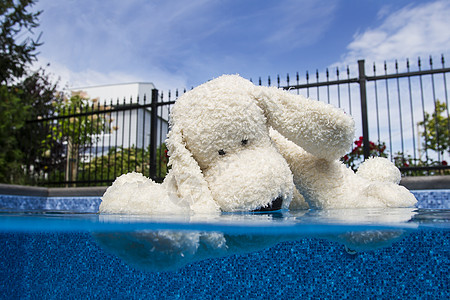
left=36, top=56, right=187, bottom=93
left=33, top=0, right=238, bottom=90
left=334, top=0, right=450, bottom=68
left=33, top=0, right=339, bottom=90
left=326, top=1, right=450, bottom=162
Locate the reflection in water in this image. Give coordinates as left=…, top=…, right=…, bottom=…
left=93, top=208, right=420, bottom=272
left=324, top=230, right=407, bottom=254
left=94, top=231, right=228, bottom=271
left=93, top=231, right=290, bottom=272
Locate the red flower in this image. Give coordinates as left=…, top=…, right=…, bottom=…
left=354, top=136, right=364, bottom=147
left=442, top=160, right=448, bottom=166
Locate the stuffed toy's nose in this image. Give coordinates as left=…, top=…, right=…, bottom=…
left=252, top=196, right=284, bottom=212
left=204, top=146, right=293, bottom=212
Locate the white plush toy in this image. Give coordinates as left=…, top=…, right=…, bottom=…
left=99, top=75, right=416, bottom=214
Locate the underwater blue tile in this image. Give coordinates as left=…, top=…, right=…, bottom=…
left=2, top=190, right=450, bottom=211
left=0, top=194, right=47, bottom=211
left=412, top=189, right=450, bottom=209
left=45, top=196, right=101, bottom=212
left=0, top=191, right=449, bottom=298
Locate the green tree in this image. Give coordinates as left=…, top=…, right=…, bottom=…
left=44, top=92, right=112, bottom=185
left=0, top=69, right=57, bottom=184
left=0, top=0, right=59, bottom=184
left=0, top=86, right=29, bottom=182
left=17, top=68, right=58, bottom=182
left=0, top=0, right=42, bottom=84
left=418, top=100, right=450, bottom=158
left=79, top=144, right=169, bottom=186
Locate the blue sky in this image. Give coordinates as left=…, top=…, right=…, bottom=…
left=32, top=0, right=450, bottom=91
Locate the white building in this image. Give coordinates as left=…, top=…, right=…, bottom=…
left=68, top=82, right=170, bottom=155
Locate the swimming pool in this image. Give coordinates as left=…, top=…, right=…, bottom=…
left=0, top=190, right=448, bottom=298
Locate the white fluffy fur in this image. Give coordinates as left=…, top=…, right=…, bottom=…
left=270, top=129, right=417, bottom=209
left=100, top=74, right=416, bottom=214
left=357, top=157, right=402, bottom=184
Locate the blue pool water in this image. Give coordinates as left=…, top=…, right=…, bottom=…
left=0, top=190, right=449, bottom=299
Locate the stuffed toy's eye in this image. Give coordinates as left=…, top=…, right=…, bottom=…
left=218, top=149, right=226, bottom=156
left=241, top=139, right=248, bottom=146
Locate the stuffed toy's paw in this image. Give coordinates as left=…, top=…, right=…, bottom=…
left=270, top=129, right=417, bottom=209
left=357, top=157, right=401, bottom=184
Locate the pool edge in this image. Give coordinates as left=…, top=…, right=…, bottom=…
left=0, top=184, right=107, bottom=197
left=2, top=176, right=449, bottom=197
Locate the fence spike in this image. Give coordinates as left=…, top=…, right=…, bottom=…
left=268, top=76, right=271, bottom=86
left=286, top=73, right=290, bottom=86
left=429, top=55, right=433, bottom=68
left=442, top=54, right=445, bottom=67
left=258, top=77, right=262, bottom=86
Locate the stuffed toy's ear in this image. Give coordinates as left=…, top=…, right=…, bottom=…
left=252, top=86, right=355, bottom=161
left=165, top=123, right=219, bottom=213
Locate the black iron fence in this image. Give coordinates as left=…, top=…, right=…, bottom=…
left=26, top=55, right=449, bottom=187
left=26, top=90, right=177, bottom=186
left=254, top=55, right=449, bottom=175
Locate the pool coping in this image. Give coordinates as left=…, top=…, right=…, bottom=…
left=0, top=175, right=449, bottom=197
left=399, top=175, right=450, bottom=190
left=0, top=184, right=107, bottom=197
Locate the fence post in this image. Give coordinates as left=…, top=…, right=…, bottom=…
left=149, top=89, right=158, bottom=180
left=358, top=60, right=370, bottom=160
